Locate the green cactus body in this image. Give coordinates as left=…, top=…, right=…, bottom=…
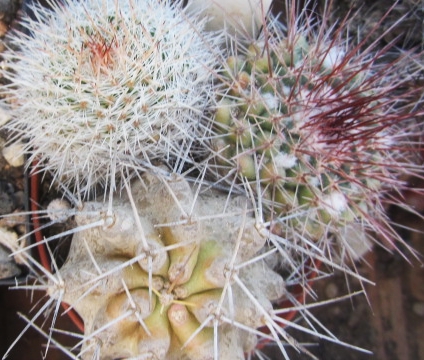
left=210, top=26, right=391, bottom=250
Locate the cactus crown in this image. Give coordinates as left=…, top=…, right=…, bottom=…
left=45, top=171, right=286, bottom=359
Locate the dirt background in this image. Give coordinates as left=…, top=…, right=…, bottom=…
left=0, top=1, right=423, bottom=359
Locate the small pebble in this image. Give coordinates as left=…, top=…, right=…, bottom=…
left=0, top=105, right=11, bottom=126
left=0, top=244, right=21, bottom=279
left=47, top=199, right=72, bottom=222
left=325, top=282, right=339, bottom=298
left=2, top=141, right=24, bottom=167
left=413, top=302, right=424, bottom=317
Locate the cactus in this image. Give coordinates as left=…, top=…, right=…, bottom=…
left=41, top=170, right=285, bottom=359
left=5, top=166, right=337, bottom=360
left=0, top=0, right=220, bottom=197
left=208, top=14, right=423, bottom=262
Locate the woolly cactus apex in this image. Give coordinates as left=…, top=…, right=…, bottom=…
left=0, top=0, right=221, bottom=197
left=209, top=10, right=424, bottom=263
left=45, top=171, right=285, bottom=359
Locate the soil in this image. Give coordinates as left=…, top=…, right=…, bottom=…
left=0, top=1, right=424, bottom=360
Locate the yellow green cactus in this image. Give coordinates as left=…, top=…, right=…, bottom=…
left=47, top=171, right=284, bottom=359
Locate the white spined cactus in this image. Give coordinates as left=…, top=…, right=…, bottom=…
left=1, top=0, right=221, bottom=197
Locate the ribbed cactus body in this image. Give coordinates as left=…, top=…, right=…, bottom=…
left=210, top=21, right=410, bottom=257
left=48, top=171, right=284, bottom=359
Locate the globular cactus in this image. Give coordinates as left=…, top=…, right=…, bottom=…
left=1, top=0, right=220, bottom=197
left=209, top=14, right=423, bottom=261
left=44, top=170, right=285, bottom=360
